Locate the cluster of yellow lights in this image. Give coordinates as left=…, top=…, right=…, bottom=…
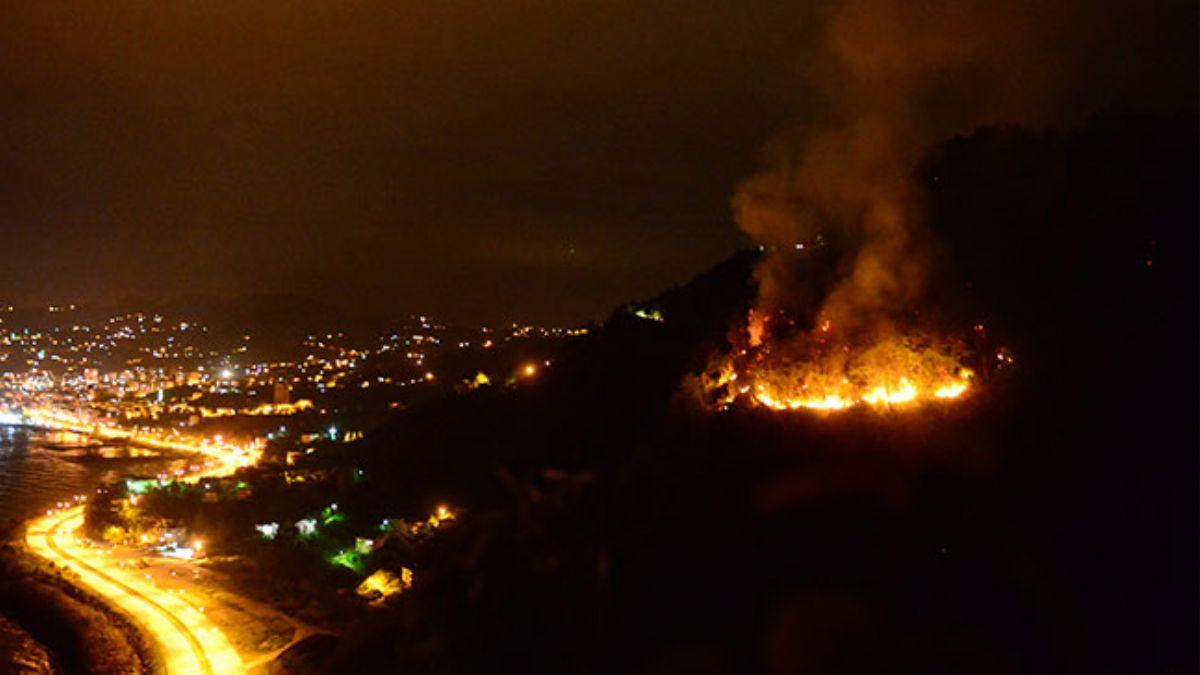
left=192, top=399, right=314, bottom=418
left=19, top=407, right=462, bottom=673
left=21, top=407, right=262, bottom=472
left=428, top=504, right=456, bottom=528
left=356, top=567, right=414, bottom=601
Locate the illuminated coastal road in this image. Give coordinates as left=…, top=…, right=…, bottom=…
left=17, top=407, right=255, bottom=674
left=26, top=505, right=243, bottom=674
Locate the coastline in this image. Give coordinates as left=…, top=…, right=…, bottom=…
left=0, top=424, right=182, bottom=673
left=0, top=538, right=158, bottom=674
left=4, top=412, right=282, bottom=675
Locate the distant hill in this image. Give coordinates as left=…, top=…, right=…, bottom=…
left=145, top=292, right=384, bottom=344
left=340, top=248, right=761, bottom=507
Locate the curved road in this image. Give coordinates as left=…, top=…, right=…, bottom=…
left=26, top=506, right=243, bottom=674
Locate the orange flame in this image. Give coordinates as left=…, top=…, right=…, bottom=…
left=707, top=322, right=974, bottom=413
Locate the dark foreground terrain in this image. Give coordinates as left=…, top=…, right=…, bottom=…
left=0, top=542, right=157, bottom=674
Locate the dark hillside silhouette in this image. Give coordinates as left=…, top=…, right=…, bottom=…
left=324, top=111, right=1197, bottom=674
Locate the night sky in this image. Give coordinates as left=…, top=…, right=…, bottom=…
left=0, top=2, right=1193, bottom=325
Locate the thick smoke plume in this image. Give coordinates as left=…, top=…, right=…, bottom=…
left=733, top=0, right=1189, bottom=339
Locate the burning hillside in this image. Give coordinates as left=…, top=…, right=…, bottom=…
left=699, top=0, right=1052, bottom=415
left=705, top=312, right=974, bottom=412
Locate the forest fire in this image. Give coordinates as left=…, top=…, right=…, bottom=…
left=706, top=317, right=974, bottom=413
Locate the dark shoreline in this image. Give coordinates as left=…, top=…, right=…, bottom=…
left=0, top=537, right=159, bottom=674
left=0, top=426, right=181, bottom=673
left=0, top=613, right=52, bottom=673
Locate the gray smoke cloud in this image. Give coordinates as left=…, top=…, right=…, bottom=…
left=733, top=0, right=1196, bottom=338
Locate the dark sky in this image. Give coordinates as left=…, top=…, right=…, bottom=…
left=0, top=2, right=1193, bottom=325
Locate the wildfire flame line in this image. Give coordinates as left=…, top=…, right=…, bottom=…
left=707, top=326, right=975, bottom=413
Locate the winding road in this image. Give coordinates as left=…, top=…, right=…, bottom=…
left=26, top=505, right=244, bottom=674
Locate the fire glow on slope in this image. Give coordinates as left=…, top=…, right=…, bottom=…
left=708, top=326, right=974, bottom=413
